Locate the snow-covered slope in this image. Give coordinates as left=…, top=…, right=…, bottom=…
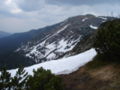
left=16, top=14, right=112, bottom=64
left=9, top=48, right=97, bottom=76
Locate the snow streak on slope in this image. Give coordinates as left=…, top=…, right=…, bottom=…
left=9, top=48, right=97, bottom=76
left=55, top=24, right=70, bottom=34
left=90, top=25, right=98, bottom=29
left=43, top=24, right=70, bottom=41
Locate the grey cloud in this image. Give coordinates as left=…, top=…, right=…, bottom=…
left=46, top=0, right=120, bottom=5
left=16, top=0, right=45, bottom=11
left=0, top=0, right=120, bottom=33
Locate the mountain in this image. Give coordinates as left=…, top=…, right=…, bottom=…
left=16, top=14, right=114, bottom=62
left=0, top=31, right=11, bottom=38
left=0, top=24, right=60, bottom=69
left=0, top=14, right=115, bottom=69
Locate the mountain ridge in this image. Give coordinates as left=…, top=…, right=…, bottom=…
left=0, top=31, right=11, bottom=38
left=0, top=14, right=115, bottom=69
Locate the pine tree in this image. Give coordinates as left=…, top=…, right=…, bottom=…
left=26, top=67, right=64, bottom=90
left=0, top=67, right=64, bottom=90
left=11, top=66, right=28, bottom=90
left=0, top=67, right=12, bottom=90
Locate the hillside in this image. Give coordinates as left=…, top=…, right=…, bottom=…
left=61, top=19, right=120, bottom=90
left=61, top=55, right=120, bottom=90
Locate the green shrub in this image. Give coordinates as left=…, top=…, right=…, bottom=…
left=94, top=19, right=120, bottom=59
left=11, top=67, right=28, bottom=90
left=86, top=54, right=110, bottom=70
left=27, top=67, right=64, bottom=90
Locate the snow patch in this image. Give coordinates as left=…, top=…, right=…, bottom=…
left=90, top=25, right=98, bottom=29
left=82, top=18, right=88, bottom=22
left=8, top=48, right=97, bottom=76
left=99, top=16, right=107, bottom=20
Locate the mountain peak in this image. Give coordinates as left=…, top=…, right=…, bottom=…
left=67, top=14, right=95, bottom=20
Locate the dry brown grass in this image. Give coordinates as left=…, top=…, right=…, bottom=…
left=60, top=56, right=120, bottom=90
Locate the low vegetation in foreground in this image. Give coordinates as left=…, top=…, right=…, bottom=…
left=0, top=67, right=64, bottom=90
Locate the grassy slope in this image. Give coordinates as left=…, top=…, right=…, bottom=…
left=61, top=55, right=120, bottom=90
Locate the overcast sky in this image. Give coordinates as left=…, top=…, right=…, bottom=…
left=0, top=0, right=120, bottom=33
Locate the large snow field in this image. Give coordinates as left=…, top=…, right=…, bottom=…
left=9, top=48, right=97, bottom=76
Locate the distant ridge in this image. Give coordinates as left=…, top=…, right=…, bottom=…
left=0, top=31, right=11, bottom=38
